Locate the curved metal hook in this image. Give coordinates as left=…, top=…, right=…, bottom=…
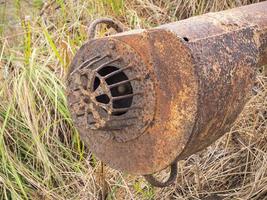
left=143, top=162, right=177, bottom=188
left=88, top=18, right=126, bottom=40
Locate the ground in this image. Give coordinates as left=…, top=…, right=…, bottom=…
left=0, top=0, right=266, bottom=199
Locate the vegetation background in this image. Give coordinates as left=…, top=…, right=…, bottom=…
left=0, top=0, right=266, bottom=199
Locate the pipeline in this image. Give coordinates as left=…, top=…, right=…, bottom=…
left=66, top=2, right=267, bottom=187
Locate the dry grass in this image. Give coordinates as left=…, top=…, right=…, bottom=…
left=0, top=0, right=266, bottom=199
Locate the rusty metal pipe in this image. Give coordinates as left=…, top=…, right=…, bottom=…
left=67, top=1, right=267, bottom=185
left=158, top=2, right=267, bottom=66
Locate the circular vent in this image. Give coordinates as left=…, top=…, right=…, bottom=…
left=67, top=39, right=155, bottom=142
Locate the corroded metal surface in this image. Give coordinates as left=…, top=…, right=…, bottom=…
left=67, top=30, right=198, bottom=174
left=67, top=1, right=267, bottom=175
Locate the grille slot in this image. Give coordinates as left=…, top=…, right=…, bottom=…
left=93, top=65, right=133, bottom=116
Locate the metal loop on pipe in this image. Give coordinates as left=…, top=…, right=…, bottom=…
left=143, top=162, right=177, bottom=188
left=87, top=18, right=125, bottom=40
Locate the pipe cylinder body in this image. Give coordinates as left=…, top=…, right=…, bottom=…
left=67, top=2, right=267, bottom=175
